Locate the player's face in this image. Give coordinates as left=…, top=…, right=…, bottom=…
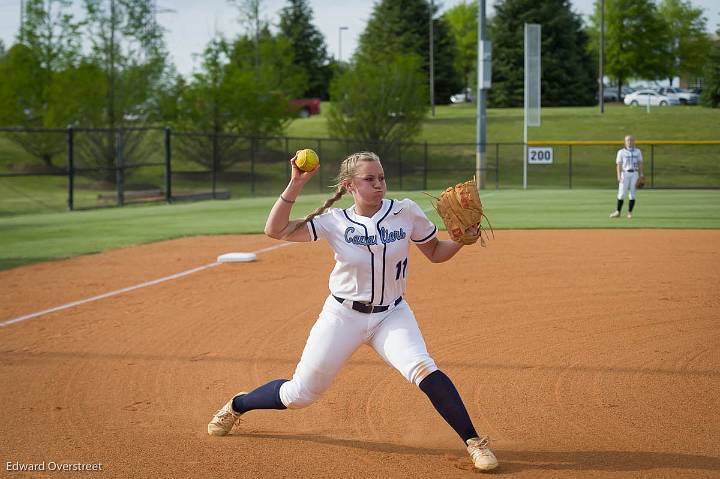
left=625, top=136, right=635, bottom=149
left=347, top=160, right=386, bottom=209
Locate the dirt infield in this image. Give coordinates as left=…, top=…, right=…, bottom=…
left=1, top=230, right=719, bottom=478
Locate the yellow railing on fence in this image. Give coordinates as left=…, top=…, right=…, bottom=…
left=528, top=140, right=720, bottom=146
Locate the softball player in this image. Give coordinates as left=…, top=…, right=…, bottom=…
left=207, top=151, right=498, bottom=471
left=610, top=135, right=644, bottom=219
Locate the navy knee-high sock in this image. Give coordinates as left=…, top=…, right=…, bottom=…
left=616, top=199, right=624, bottom=212
left=629, top=199, right=635, bottom=212
left=232, top=379, right=288, bottom=414
left=419, top=370, right=478, bottom=443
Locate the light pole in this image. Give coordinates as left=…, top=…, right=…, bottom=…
left=476, top=0, right=488, bottom=189
left=19, top=0, right=25, bottom=42
left=338, top=26, right=348, bottom=63
left=429, top=0, right=435, bottom=117
left=599, top=0, right=605, bottom=113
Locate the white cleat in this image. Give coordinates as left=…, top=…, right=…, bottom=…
left=466, top=436, right=499, bottom=471
left=208, top=392, right=247, bottom=436
left=627, top=212, right=633, bottom=219
left=609, top=211, right=620, bottom=218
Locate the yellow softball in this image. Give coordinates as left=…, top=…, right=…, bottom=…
left=295, top=149, right=319, bottom=172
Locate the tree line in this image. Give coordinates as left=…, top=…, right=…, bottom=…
left=0, top=0, right=718, bottom=173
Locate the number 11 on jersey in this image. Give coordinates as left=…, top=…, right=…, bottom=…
left=395, top=258, right=408, bottom=280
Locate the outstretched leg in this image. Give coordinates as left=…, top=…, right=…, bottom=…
left=208, top=296, right=366, bottom=435
left=419, top=371, right=498, bottom=471
left=207, top=380, right=289, bottom=436
left=370, top=302, right=498, bottom=471
left=418, top=370, right=477, bottom=442
left=233, top=379, right=288, bottom=412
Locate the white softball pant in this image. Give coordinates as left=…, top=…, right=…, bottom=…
left=279, top=295, right=438, bottom=409
left=617, top=171, right=639, bottom=200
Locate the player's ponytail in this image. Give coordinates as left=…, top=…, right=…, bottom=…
left=282, top=187, right=347, bottom=238
left=283, top=151, right=381, bottom=238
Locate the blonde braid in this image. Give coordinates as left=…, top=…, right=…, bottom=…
left=284, top=187, right=347, bottom=237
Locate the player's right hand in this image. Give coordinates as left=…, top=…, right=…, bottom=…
left=289, top=153, right=319, bottom=185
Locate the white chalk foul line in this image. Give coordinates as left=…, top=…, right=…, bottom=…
left=0, top=242, right=294, bottom=328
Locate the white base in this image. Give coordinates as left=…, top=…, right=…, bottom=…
left=217, top=252, right=257, bottom=263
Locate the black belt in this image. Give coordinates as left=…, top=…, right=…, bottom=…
left=333, top=295, right=403, bottom=314
left=625, top=169, right=635, bottom=173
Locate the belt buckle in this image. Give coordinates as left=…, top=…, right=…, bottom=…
left=354, top=301, right=373, bottom=314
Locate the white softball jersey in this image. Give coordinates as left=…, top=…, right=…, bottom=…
left=308, top=198, right=437, bottom=305
left=616, top=147, right=643, bottom=199
left=616, top=147, right=643, bottom=172
left=278, top=198, right=439, bottom=408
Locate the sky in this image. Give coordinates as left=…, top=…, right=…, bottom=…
left=0, top=0, right=718, bottom=77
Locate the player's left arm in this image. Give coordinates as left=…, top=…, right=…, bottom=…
left=407, top=198, right=473, bottom=263
left=415, top=236, right=464, bottom=263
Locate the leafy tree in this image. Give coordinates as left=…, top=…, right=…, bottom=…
left=432, top=16, right=463, bottom=104
left=0, top=0, right=83, bottom=168
left=225, top=0, right=307, bottom=127
left=700, top=28, right=720, bottom=107
left=81, top=0, right=170, bottom=181
left=83, top=0, right=168, bottom=127
left=0, top=44, right=41, bottom=127
left=228, top=27, right=308, bottom=112
left=327, top=54, right=428, bottom=147
left=0, top=44, right=62, bottom=169
left=174, top=30, right=304, bottom=170
left=174, top=38, right=246, bottom=171
left=228, top=0, right=268, bottom=68
left=278, top=0, right=331, bottom=99
left=444, top=1, right=477, bottom=92
left=49, top=61, right=107, bottom=127
left=152, top=70, right=185, bottom=124
left=0, top=39, right=5, bottom=57
left=489, top=0, right=596, bottom=107
left=658, top=0, right=711, bottom=85
left=356, top=0, right=461, bottom=105
left=21, top=0, right=82, bottom=72
left=588, top=0, right=671, bottom=99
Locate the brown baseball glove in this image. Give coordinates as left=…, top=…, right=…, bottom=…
left=635, top=176, right=645, bottom=189
left=428, top=178, right=493, bottom=246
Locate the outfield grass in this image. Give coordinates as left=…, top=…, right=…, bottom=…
left=1, top=189, right=718, bottom=271
left=286, top=102, right=720, bottom=143
left=1, top=103, right=718, bottom=216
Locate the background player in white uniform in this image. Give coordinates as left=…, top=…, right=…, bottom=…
left=610, top=135, right=644, bottom=219
left=208, top=151, right=499, bottom=471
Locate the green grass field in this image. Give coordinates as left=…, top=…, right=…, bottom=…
left=1, top=189, right=718, bottom=271
left=287, top=102, right=720, bottom=143
left=1, top=104, right=718, bottom=271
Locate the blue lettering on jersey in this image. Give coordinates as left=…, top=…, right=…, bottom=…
left=344, top=226, right=406, bottom=245
left=345, top=227, right=377, bottom=245
left=379, top=226, right=406, bottom=244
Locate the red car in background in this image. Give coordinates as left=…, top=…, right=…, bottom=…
left=290, top=98, right=321, bottom=118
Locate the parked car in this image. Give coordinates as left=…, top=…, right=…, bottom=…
left=656, top=87, right=699, bottom=105
left=598, top=86, right=635, bottom=102
left=601, top=90, right=619, bottom=102
left=621, top=86, right=635, bottom=98
left=290, top=98, right=321, bottom=118
left=623, top=89, right=679, bottom=106
left=450, top=88, right=473, bottom=104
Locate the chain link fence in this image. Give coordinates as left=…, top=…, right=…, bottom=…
left=1, top=127, right=718, bottom=214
